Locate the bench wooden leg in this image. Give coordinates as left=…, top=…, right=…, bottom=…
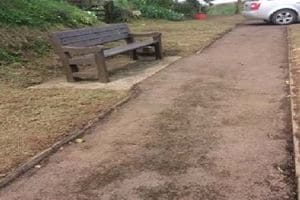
left=132, top=50, right=138, bottom=60
left=154, top=42, right=163, bottom=60
left=95, top=52, right=109, bottom=83
left=62, top=61, right=76, bottom=82
left=61, top=52, right=76, bottom=82
left=70, top=64, right=79, bottom=73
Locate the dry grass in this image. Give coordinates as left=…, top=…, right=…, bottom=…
left=289, top=25, right=300, bottom=50
left=289, top=25, right=300, bottom=73
left=0, top=85, right=127, bottom=174
left=130, top=15, right=243, bottom=57
left=0, top=16, right=242, bottom=175
left=288, top=25, right=300, bottom=175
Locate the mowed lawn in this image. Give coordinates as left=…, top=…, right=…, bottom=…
left=0, top=15, right=243, bottom=175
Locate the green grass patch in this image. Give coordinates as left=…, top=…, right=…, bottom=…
left=208, top=3, right=237, bottom=16
left=0, top=49, right=22, bottom=64
left=0, top=0, right=98, bottom=27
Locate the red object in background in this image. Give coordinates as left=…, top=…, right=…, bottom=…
left=250, top=2, right=261, bottom=10
left=194, top=13, right=207, bottom=20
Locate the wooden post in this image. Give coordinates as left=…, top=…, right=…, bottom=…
left=126, top=36, right=138, bottom=60
left=63, top=52, right=77, bottom=82
left=154, top=36, right=163, bottom=60
left=104, top=1, right=114, bottom=23
left=95, top=51, right=109, bottom=83
left=235, top=0, right=242, bottom=14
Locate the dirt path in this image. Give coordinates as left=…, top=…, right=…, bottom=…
left=0, top=24, right=296, bottom=200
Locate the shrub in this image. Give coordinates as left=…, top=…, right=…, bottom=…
left=111, top=6, right=132, bottom=22
left=139, top=4, right=184, bottom=21
left=144, top=0, right=174, bottom=8
left=174, top=0, right=199, bottom=17
left=110, top=0, right=183, bottom=21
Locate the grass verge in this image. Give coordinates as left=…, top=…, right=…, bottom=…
left=208, top=3, right=237, bottom=16
left=130, top=15, right=243, bottom=57
left=288, top=23, right=300, bottom=200
left=0, top=15, right=243, bottom=176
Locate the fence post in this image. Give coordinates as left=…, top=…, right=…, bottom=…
left=104, top=1, right=114, bottom=23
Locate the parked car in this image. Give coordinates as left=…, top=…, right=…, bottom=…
left=242, top=0, right=300, bottom=25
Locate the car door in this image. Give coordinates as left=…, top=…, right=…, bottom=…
left=291, top=0, right=300, bottom=19
left=295, top=0, right=300, bottom=10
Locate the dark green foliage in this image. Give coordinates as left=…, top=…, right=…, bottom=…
left=174, top=0, right=200, bottom=17
left=0, top=0, right=98, bottom=27
left=138, top=4, right=184, bottom=21
left=114, top=0, right=184, bottom=21
left=144, top=0, right=174, bottom=8
left=111, top=6, right=132, bottom=22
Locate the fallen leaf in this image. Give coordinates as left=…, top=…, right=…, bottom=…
left=75, top=138, right=85, bottom=143
left=35, top=165, right=41, bottom=169
left=277, top=166, right=284, bottom=173
left=0, top=173, right=6, bottom=178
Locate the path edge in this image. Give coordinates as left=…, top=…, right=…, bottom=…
left=195, top=22, right=242, bottom=54
left=287, top=26, right=300, bottom=200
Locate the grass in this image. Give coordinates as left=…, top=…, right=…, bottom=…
left=0, top=86, right=127, bottom=174
left=288, top=25, right=300, bottom=166
left=130, top=15, right=243, bottom=57
left=289, top=25, right=300, bottom=49
left=0, top=15, right=243, bottom=175
left=288, top=25, right=300, bottom=92
left=0, top=0, right=97, bottom=27
left=208, top=3, right=237, bottom=16
left=0, top=0, right=98, bottom=69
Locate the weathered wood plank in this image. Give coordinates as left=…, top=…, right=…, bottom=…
left=55, top=24, right=129, bottom=39
left=104, top=41, right=156, bottom=57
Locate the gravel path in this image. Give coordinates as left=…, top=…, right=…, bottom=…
left=0, top=23, right=296, bottom=200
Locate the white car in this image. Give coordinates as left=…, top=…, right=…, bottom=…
left=242, top=0, right=300, bottom=25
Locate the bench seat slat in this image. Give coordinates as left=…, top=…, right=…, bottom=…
left=54, top=24, right=130, bottom=46
left=61, top=29, right=129, bottom=46
left=55, top=23, right=128, bottom=38
left=69, top=40, right=157, bottom=65
left=104, top=40, right=156, bottom=57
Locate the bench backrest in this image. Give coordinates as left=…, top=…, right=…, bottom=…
left=50, top=23, right=131, bottom=48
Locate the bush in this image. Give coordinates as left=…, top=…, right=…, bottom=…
left=110, top=0, right=184, bottom=21
left=111, top=6, right=132, bottom=22
left=174, top=1, right=199, bottom=17
left=144, top=0, right=174, bottom=8
left=139, top=4, right=184, bottom=21
left=0, top=0, right=98, bottom=27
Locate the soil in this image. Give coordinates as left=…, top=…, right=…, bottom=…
left=0, top=23, right=296, bottom=200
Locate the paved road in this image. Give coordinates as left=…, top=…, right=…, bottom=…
left=0, top=24, right=295, bottom=200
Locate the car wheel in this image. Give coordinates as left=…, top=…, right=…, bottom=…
left=272, top=9, right=297, bottom=25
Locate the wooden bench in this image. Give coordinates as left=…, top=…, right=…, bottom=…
left=49, top=23, right=163, bottom=83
